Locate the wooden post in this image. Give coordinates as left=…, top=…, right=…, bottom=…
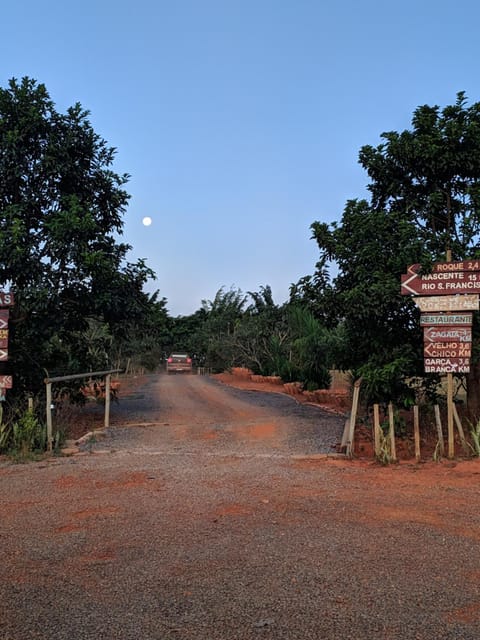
left=447, top=374, right=454, bottom=458
left=46, top=382, right=53, bottom=452
left=452, top=403, right=467, bottom=449
left=104, top=374, right=111, bottom=429
left=434, top=404, right=445, bottom=456
left=341, top=417, right=350, bottom=450
left=388, top=402, right=397, bottom=462
left=413, top=405, right=421, bottom=462
left=346, top=378, right=362, bottom=457
left=444, top=248, right=455, bottom=459
left=373, top=403, right=381, bottom=457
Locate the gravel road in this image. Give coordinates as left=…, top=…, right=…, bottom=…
left=1, top=373, right=480, bottom=639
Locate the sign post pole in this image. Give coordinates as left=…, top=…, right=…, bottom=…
left=445, top=250, right=455, bottom=459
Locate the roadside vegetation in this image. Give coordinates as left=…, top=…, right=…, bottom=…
left=1, top=78, right=480, bottom=455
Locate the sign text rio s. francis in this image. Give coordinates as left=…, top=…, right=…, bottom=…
left=401, top=270, right=480, bottom=295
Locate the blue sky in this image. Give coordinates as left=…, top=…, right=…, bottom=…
left=2, top=1, right=480, bottom=315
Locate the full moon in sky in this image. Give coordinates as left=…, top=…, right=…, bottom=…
left=142, top=216, right=152, bottom=226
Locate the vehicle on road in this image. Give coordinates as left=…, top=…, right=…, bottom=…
left=166, top=353, right=193, bottom=374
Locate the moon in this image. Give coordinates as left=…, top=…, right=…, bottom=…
left=142, top=216, right=152, bottom=226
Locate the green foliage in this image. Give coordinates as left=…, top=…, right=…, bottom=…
left=292, top=93, right=480, bottom=407
left=469, top=418, right=480, bottom=456
left=0, top=77, right=165, bottom=401
left=0, top=403, right=46, bottom=456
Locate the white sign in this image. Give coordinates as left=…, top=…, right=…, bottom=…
left=414, top=295, right=479, bottom=312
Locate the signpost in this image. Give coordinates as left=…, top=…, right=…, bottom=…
left=0, top=294, right=12, bottom=395
left=401, top=261, right=480, bottom=458
left=413, top=295, right=479, bottom=312
left=0, top=375, right=13, bottom=388
left=405, top=260, right=480, bottom=274
left=401, top=271, right=480, bottom=295
left=423, top=343, right=471, bottom=358
left=423, top=327, right=472, bottom=343
left=420, top=314, right=472, bottom=326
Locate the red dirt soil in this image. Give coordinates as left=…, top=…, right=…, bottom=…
left=213, top=368, right=470, bottom=464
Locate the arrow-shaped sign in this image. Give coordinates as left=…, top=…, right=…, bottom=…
left=424, top=327, right=472, bottom=343
left=424, top=343, right=471, bottom=358
left=0, top=349, right=8, bottom=361
left=0, top=310, right=9, bottom=329
left=401, top=271, right=480, bottom=295
left=407, top=260, right=480, bottom=274
left=0, top=375, right=13, bottom=388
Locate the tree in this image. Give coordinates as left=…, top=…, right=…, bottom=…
left=0, top=77, right=159, bottom=397
left=296, top=93, right=480, bottom=409
left=296, top=200, right=426, bottom=405
left=359, top=93, right=480, bottom=413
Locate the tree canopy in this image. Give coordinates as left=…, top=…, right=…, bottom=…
left=0, top=77, right=167, bottom=397
left=293, top=92, right=480, bottom=409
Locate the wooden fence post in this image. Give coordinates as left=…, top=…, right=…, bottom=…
left=46, top=382, right=53, bottom=452
left=388, top=402, right=397, bottom=462
left=373, top=403, right=381, bottom=458
left=104, top=374, right=111, bottom=429
left=413, top=405, right=420, bottom=462
left=434, top=404, right=445, bottom=457
left=452, top=403, right=467, bottom=450
left=346, top=378, right=362, bottom=457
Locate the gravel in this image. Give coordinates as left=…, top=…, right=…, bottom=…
left=1, top=374, right=479, bottom=639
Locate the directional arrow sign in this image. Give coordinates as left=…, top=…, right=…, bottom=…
left=0, top=375, right=13, bottom=388
left=424, top=343, right=471, bottom=358
left=420, top=313, right=472, bottom=326
left=424, top=327, right=472, bottom=343
left=407, top=260, right=480, bottom=274
left=401, top=271, right=480, bottom=295
left=0, top=349, right=8, bottom=361
left=424, top=357, right=470, bottom=372
left=425, top=362, right=470, bottom=373
left=0, top=310, right=8, bottom=329
left=415, top=295, right=479, bottom=312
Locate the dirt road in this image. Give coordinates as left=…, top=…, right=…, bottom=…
left=2, top=374, right=480, bottom=639
left=98, top=373, right=345, bottom=457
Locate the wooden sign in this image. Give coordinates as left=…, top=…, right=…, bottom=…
left=0, top=375, right=13, bottom=388
left=0, top=310, right=8, bottom=329
left=424, top=343, right=471, bottom=358
left=424, top=327, right=472, bottom=343
left=424, top=358, right=470, bottom=373
left=407, top=260, right=480, bottom=274
left=420, top=313, right=472, bottom=326
left=415, top=295, right=479, bottom=312
left=401, top=271, right=480, bottom=295
left=0, top=349, right=8, bottom=361
left=0, top=292, right=14, bottom=307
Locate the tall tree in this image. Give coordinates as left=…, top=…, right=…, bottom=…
left=296, top=93, right=480, bottom=408
left=0, top=77, right=157, bottom=395
left=359, top=93, right=480, bottom=413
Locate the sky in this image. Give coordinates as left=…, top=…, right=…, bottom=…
left=2, top=0, right=480, bottom=316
